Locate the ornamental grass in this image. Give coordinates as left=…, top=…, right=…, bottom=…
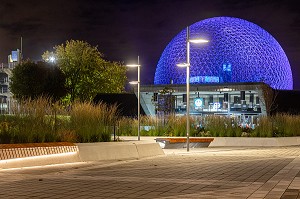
left=0, top=97, right=119, bottom=144
left=70, top=101, right=118, bottom=142
left=118, top=114, right=300, bottom=138
left=1, top=96, right=300, bottom=144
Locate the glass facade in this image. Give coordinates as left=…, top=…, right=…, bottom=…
left=139, top=83, right=266, bottom=117
left=171, top=91, right=261, bottom=116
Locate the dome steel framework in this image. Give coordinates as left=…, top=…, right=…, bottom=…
left=154, top=17, right=293, bottom=90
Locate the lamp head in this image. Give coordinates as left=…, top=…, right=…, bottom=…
left=126, top=64, right=140, bottom=68
left=176, top=63, right=189, bottom=67
left=189, top=39, right=209, bottom=44
left=129, top=81, right=139, bottom=85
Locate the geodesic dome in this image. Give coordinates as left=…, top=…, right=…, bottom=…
left=154, top=17, right=293, bottom=90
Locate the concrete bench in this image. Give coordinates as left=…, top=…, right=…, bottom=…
left=155, top=138, right=214, bottom=149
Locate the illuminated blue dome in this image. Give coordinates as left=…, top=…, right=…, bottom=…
left=154, top=17, right=293, bottom=90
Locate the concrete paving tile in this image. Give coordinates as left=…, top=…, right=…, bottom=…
left=264, top=194, right=282, bottom=199
left=249, top=193, right=268, bottom=198
left=281, top=195, right=299, bottom=199
left=1, top=146, right=300, bottom=199
left=268, top=189, right=285, bottom=194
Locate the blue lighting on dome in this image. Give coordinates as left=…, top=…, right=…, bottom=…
left=154, top=17, right=293, bottom=90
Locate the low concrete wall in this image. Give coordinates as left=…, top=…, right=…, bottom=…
left=210, top=137, right=300, bottom=147
left=0, top=152, right=81, bottom=169
left=0, top=143, right=81, bottom=169
left=0, top=142, right=164, bottom=169
left=0, top=144, right=78, bottom=160
left=119, top=136, right=300, bottom=147
left=135, top=143, right=165, bottom=159
left=76, top=142, right=164, bottom=161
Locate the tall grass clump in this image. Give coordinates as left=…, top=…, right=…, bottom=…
left=287, top=115, right=300, bottom=136
left=171, top=115, right=187, bottom=137
left=224, top=117, right=242, bottom=137
left=139, top=115, right=159, bottom=136
left=272, top=114, right=300, bottom=137
left=0, top=97, right=120, bottom=143
left=118, top=117, right=136, bottom=136
left=153, top=116, right=169, bottom=136
left=156, top=115, right=185, bottom=137
left=0, top=119, right=13, bottom=144
left=70, top=101, right=118, bottom=142
left=3, top=96, right=300, bottom=144
left=140, top=116, right=155, bottom=136
left=204, top=116, right=226, bottom=137
left=252, top=116, right=273, bottom=137
left=9, top=96, right=61, bottom=143
left=272, top=114, right=286, bottom=137
left=117, top=114, right=300, bottom=138
left=118, top=115, right=187, bottom=137
left=155, top=115, right=189, bottom=137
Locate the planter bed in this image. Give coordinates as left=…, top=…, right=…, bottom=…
left=155, top=137, right=214, bottom=149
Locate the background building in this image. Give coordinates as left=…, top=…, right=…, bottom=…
left=138, top=17, right=294, bottom=120
left=154, top=17, right=293, bottom=90
left=0, top=49, right=22, bottom=114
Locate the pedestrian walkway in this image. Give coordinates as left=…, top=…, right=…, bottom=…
left=0, top=146, right=299, bottom=198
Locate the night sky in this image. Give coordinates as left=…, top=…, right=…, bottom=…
left=1, top=0, right=300, bottom=89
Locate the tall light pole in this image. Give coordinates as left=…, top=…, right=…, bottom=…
left=126, top=56, right=141, bottom=141
left=177, top=26, right=208, bottom=152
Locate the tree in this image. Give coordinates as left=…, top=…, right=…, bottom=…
left=44, top=40, right=127, bottom=102
left=42, top=64, right=68, bottom=101
left=259, top=83, right=278, bottom=115
left=153, top=86, right=175, bottom=116
left=41, top=51, right=56, bottom=63
left=10, top=60, right=67, bottom=101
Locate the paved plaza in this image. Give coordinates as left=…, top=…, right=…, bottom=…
left=0, top=146, right=299, bottom=199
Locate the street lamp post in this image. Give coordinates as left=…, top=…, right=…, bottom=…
left=126, top=57, right=141, bottom=141
left=177, top=26, right=208, bottom=152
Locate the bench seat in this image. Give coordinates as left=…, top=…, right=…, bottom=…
left=155, top=137, right=214, bottom=149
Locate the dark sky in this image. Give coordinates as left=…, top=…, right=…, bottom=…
left=1, top=0, right=300, bottom=89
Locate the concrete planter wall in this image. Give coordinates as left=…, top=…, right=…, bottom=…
left=0, top=142, right=81, bottom=169
left=0, top=142, right=164, bottom=169
left=76, top=142, right=164, bottom=161
left=210, top=137, right=300, bottom=147
left=0, top=142, right=78, bottom=160
left=120, top=136, right=300, bottom=147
